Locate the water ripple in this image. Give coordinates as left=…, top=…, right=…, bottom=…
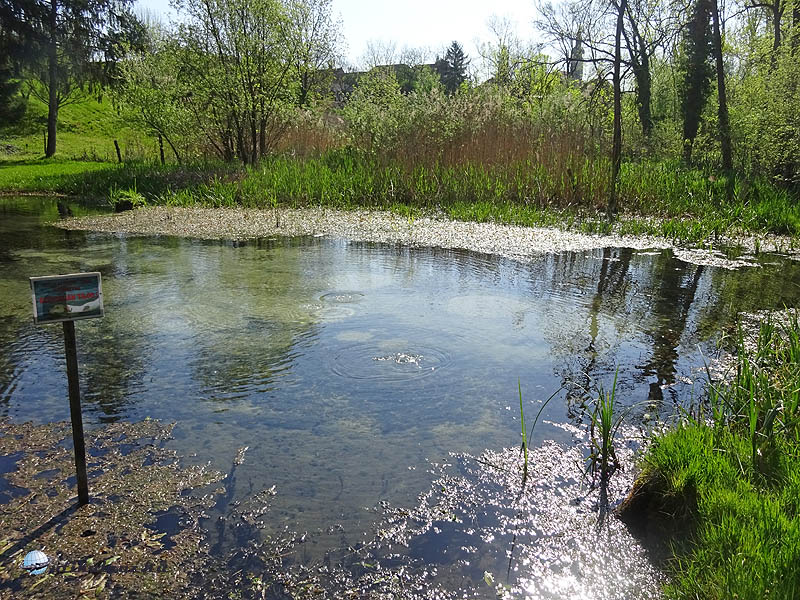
left=329, top=343, right=450, bottom=382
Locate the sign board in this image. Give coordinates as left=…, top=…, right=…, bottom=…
left=30, top=272, right=104, bottom=325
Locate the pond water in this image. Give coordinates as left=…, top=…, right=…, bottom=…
left=3, top=197, right=800, bottom=597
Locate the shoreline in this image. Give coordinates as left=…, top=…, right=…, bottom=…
left=56, top=205, right=788, bottom=270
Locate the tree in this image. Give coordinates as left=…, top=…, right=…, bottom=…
left=621, top=0, right=677, bottom=137
left=745, top=0, right=788, bottom=56
left=286, top=0, right=342, bottom=107
left=0, top=53, right=27, bottom=125
left=609, top=0, right=626, bottom=218
left=0, top=1, right=33, bottom=125
left=341, top=66, right=404, bottom=151
left=176, top=0, right=298, bottom=165
left=361, top=39, right=398, bottom=68
left=679, top=0, right=714, bottom=164
left=115, top=32, right=192, bottom=163
left=711, top=0, right=732, bottom=172
left=535, top=0, right=597, bottom=75
left=479, top=15, right=525, bottom=86
left=794, top=2, right=800, bottom=51
left=436, top=41, right=469, bottom=94
left=2, top=0, right=141, bottom=156
left=536, top=0, right=677, bottom=138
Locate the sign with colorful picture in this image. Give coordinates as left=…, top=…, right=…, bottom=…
left=30, top=272, right=104, bottom=324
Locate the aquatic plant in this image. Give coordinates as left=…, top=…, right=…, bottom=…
left=587, top=370, right=624, bottom=484
left=518, top=380, right=529, bottom=483
left=108, top=183, right=147, bottom=210
left=0, top=419, right=223, bottom=598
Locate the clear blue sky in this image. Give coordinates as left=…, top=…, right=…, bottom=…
left=135, top=0, right=540, bottom=70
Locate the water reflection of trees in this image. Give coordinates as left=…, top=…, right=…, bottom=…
left=638, top=259, right=704, bottom=406
left=534, top=249, right=711, bottom=422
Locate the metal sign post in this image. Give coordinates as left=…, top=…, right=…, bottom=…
left=30, top=272, right=104, bottom=506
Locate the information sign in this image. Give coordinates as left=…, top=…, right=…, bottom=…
left=28, top=271, right=104, bottom=506
left=30, top=272, right=103, bottom=324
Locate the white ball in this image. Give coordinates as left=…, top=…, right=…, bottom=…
left=22, top=550, right=49, bottom=575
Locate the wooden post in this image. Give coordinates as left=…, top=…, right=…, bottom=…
left=63, top=320, right=89, bottom=506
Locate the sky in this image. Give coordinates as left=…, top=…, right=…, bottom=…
left=135, top=0, right=542, bottom=73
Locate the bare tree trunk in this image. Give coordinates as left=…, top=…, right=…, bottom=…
left=609, top=0, right=627, bottom=219
left=45, top=0, right=59, bottom=158
left=711, top=0, right=733, bottom=174
left=163, top=135, right=181, bottom=164
left=158, top=134, right=165, bottom=165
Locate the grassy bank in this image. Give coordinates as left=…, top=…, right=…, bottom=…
left=628, top=314, right=800, bottom=599
left=0, top=91, right=154, bottom=161
left=1, top=152, right=799, bottom=245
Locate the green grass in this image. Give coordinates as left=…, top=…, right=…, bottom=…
left=636, top=314, right=800, bottom=599
left=0, top=89, right=155, bottom=161
left=587, top=371, right=624, bottom=483
left=0, top=158, right=116, bottom=193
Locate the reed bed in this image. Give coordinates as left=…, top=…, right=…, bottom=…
left=4, top=97, right=798, bottom=245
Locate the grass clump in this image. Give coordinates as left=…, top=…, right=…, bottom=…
left=587, top=371, right=624, bottom=484
left=629, top=313, right=800, bottom=599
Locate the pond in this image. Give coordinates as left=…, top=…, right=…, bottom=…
left=3, top=197, right=800, bottom=598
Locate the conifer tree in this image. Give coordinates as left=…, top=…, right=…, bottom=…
left=1, top=0, right=140, bottom=156
left=437, top=41, right=470, bottom=95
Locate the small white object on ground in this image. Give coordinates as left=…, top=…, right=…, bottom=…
left=22, top=549, right=49, bottom=575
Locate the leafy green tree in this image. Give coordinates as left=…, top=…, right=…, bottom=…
left=286, top=0, right=342, bottom=107
left=176, top=0, right=298, bottom=164
left=341, top=67, right=404, bottom=151
left=114, top=31, right=193, bottom=163
left=412, top=65, right=443, bottom=95
left=733, top=41, right=800, bottom=185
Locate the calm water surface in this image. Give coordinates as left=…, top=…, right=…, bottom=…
left=3, top=198, right=800, bottom=597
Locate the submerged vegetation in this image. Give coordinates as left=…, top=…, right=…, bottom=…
left=626, top=312, right=800, bottom=599
left=0, top=419, right=223, bottom=598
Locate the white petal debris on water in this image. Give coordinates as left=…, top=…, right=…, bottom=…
left=57, top=206, right=786, bottom=269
